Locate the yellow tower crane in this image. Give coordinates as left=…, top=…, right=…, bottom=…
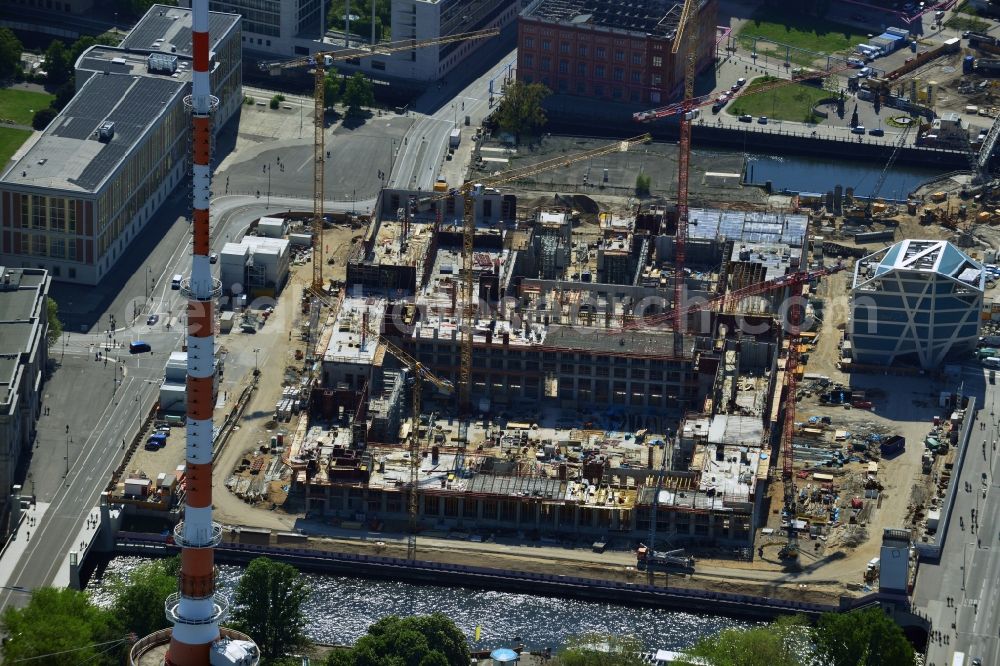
left=368, top=328, right=454, bottom=560
left=415, top=134, right=652, bottom=411
left=263, top=28, right=500, bottom=294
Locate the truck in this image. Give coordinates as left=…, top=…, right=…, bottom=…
left=448, top=128, right=461, bottom=149
left=880, top=435, right=905, bottom=456
left=952, top=652, right=965, bottom=666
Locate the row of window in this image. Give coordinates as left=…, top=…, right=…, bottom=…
left=521, top=56, right=649, bottom=83
left=521, top=75, right=648, bottom=102
left=18, top=196, right=78, bottom=234
left=19, top=233, right=79, bottom=261
left=522, top=38, right=664, bottom=67
left=8, top=0, right=76, bottom=12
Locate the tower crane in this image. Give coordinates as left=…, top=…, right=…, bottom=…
left=367, top=327, right=454, bottom=560
left=414, top=134, right=652, bottom=411
left=263, top=28, right=499, bottom=295
left=672, top=0, right=699, bottom=355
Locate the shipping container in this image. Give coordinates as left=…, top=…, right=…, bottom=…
left=880, top=435, right=905, bottom=455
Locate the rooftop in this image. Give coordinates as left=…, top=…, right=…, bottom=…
left=323, top=296, right=387, bottom=365
left=853, top=239, right=984, bottom=291
left=0, top=4, right=239, bottom=194
left=687, top=208, right=809, bottom=248
left=523, top=0, right=685, bottom=38
left=0, top=267, right=48, bottom=409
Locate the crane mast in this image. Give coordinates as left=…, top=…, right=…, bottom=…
left=672, top=0, right=698, bottom=353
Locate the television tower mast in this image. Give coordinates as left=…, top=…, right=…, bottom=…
left=165, top=0, right=226, bottom=661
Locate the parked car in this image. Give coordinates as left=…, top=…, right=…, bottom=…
left=210, top=252, right=218, bottom=264
left=735, top=77, right=746, bottom=87
left=738, top=114, right=752, bottom=122
left=146, top=314, right=159, bottom=326
left=858, top=67, right=872, bottom=78
left=869, top=128, right=884, bottom=136
left=851, top=125, right=866, bottom=134
left=758, top=116, right=768, bottom=124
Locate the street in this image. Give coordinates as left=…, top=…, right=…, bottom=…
left=914, top=365, right=1000, bottom=666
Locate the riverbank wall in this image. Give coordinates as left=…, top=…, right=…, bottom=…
left=109, top=532, right=867, bottom=622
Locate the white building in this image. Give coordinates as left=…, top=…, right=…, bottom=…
left=159, top=350, right=221, bottom=414
left=219, top=236, right=290, bottom=297
left=850, top=239, right=983, bottom=369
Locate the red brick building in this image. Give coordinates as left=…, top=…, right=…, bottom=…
left=517, top=0, right=717, bottom=106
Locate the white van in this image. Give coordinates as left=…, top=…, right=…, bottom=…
left=171, top=274, right=183, bottom=290
left=983, top=357, right=1000, bottom=369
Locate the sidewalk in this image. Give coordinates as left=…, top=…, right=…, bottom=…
left=0, top=502, right=50, bottom=590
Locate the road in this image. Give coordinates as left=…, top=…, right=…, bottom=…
left=914, top=364, right=1000, bottom=666
left=389, top=48, right=516, bottom=191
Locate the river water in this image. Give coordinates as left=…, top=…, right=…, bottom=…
left=743, top=153, right=945, bottom=200
left=87, top=556, right=757, bottom=651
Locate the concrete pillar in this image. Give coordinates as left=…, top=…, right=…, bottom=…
left=97, top=492, right=115, bottom=553
left=515, top=501, right=521, bottom=527
left=477, top=499, right=484, bottom=520
left=68, top=550, right=81, bottom=590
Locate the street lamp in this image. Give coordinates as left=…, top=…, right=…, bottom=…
left=64, top=424, right=71, bottom=484
left=265, top=164, right=271, bottom=210
left=146, top=266, right=152, bottom=301
left=253, top=348, right=261, bottom=376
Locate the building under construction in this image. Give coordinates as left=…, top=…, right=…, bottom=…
left=283, top=188, right=816, bottom=547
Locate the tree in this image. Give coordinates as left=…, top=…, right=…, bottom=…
left=342, top=72, right=374, bottom=115
left=679, top=615, right=808, bottom=666
left=326, top=613, right=470, bottom=666
left=230, top=557, right=310, bottom=663
left=46, top=297, right=63, bottom=347
left=107, top=557, right=178, bottom=639
left=44, top=39, right=72, bottom=86
left=814, top=608, right=915, bottom=666
left=324, top=73, right=341, bottom=109
left=33, top=107, right=57, bottom=131
left=635, top=173, right=651, bottom=196
left=494, top=81, right=550, bottom=143
left=0, top=28, right=23, bottom=81
left=1, top=587, right=122, bottom=665
left=552, top=633, right=645, bottom=666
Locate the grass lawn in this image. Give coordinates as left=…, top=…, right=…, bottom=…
left=945, top=14, right=990, bottom=32
left=728, top=76, right=831, bottom=123
left=0, top=88, right=55, bottom=126
left=0, top=127, right=32, bottom=168
left=737, top=8, right=869, bottom=56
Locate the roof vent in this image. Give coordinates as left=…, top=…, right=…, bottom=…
left=97, top=121, right=115, bottom=142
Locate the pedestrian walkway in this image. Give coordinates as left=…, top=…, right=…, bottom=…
left=0, top=502, right=50, bottom=590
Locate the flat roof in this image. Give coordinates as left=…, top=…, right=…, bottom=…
left=0, top=3, right=240, bottom=195
left=0, top=268, right=47, bottom=408
left=323, top=296, right=387, bottom=365
left=2, top=74, right=184, bottom=193
left=522, top=0, right=684, bottom=38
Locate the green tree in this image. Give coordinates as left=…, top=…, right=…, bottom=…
left=635, top=173, right=651, bottom=196
left=495, top=81, right=550, bottom=143
left=107, top=557, right=178, bottom=639
left=324, top=72, right=341, bottom=108
left=342, top=72, right=374, bottom=115
left=230, top=557, right=310, bottom=663
left=32, top=107, right=57, bottom=131
left=326, top=613, right=470, bottom=666
left=44, top=39, right=73, bottom=86
left=814, top=608, right=915, bottom=666
left=552, top=633, right=645, bottom=666
left=46, top=297, right=63, bottom=347
left=680, top=615, right=808, bottom=666
left=0, top=27, right=23, bottom=81
left=1, top=587, right=123, bottom=665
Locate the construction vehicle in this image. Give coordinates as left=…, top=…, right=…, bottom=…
left=365, top=326, right=454, bottom=560
left=412, top=134, right=652, bottom=410
left=636, top=544, right=695, bottom=570
left=262, top=28, right=499, bottom=295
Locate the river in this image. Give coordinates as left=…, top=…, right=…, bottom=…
left=86, top=556, right=757, bottom=652
left=743, top=153, right=945, bottom=200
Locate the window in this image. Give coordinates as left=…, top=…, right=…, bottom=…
left=50, top=237, right=65, bottom=259
left=69, top=267, right=76, bottom=279
left=577, top=62, right=586, bottom=76
left=559, top=60, right=568, bottom=73
left=652, top=56, right=663, bottom=67
left=558, top=79, right=568, bottom=92
left=541, top=39, right=550, bottom=51
left=560, top=42, right=569, bottom=54
left=525, top=37, right=534, bottom=48
left=578, top=44, right=587, bottom=57
left=632, top=53, right=642, bottom=65
left=30, top=235, right=45, bottom=256
left=613, top=68, right=623, bottom=81
left=631, top=70, right=641, bottom=83
left=595, top=65, right=605, bottom=79
left=524, top=54, right=533, bottom=67
left=652, top=74, right=662, bottom=85
left=615, top=50, right=624, bottom=62
left=595, top=46, right=605, bottom=59
left=540, top=57, right=550, bottom=71
left=266, top=40, right=271, bottom=46
left=594, top=85, right=603, bottom=97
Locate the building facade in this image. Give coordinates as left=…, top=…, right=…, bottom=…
left=5, top=0, right=93, bottom=14
left=0, top=267, right=49, bottom=531
left=850, top=239, right=983, bottom=369
left=0, top=4, right=241, bottom=285
left=517, top=0, right=717, bottom=105
left=180, top=0, right=324, bottom=51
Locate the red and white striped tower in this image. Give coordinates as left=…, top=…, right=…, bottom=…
left=166, top=0, right=224, bottom=662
